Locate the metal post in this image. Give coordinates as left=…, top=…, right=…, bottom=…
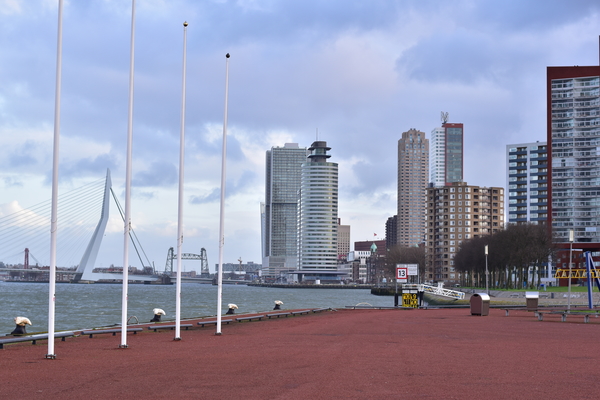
left=585, top=251, right=594, bottom=309
left=395, top=275, right=398, bottom=307
left=568, top=229, right=574, bottom=311
left=485, top=245, right=489, bottom=295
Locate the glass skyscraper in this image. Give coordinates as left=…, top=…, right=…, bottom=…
left=262, top=143, right=307, bottom=278
left=445, top=124, right=464, bottom=184
left=429, top=123, right=464, bottom=187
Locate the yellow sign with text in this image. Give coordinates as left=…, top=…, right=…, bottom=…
left=402, top=292, right=418, bottom=308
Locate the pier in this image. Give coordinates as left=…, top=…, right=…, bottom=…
left=1, top=308, right=597, bottom=399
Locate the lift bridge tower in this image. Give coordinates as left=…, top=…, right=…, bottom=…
left=164, top=247, right=210, bottom=277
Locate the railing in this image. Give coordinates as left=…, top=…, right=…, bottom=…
left=402, top=284, right=465, bottom=300
left=415, top=284, right=466, bottom=300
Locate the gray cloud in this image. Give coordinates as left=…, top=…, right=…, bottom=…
left=8, top=152, right=37, bottom=168
left=3, top=176, right=23, bottom=188
left=133, top=191, right=156, bottom=201
left=349, top=159, right=396, bottom=195
left=469, top=0, right=600, bottom=32
left=189, top=188, right=220, bottom=205
left=189, top=168, right=257, bottom=205
left=133, top=161, right=178, bottom=187
left=58, top=154, right=118, bottom=182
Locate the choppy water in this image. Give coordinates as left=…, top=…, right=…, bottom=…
left=0, top=282, right=393, bottom=335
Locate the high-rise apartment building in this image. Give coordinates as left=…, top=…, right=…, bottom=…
left=429, top=122, right=464, bottom=187
left=506, top=142, right=548, bottom=225
left=297, top=141, right=339, bottom=281
left=429, top=126, right=445, bottom=187
left=397, top=129, right=429, bottom=247
left=426, top=182, right=504, bottom=284
left=547, top=66, right=600, bottom=244
left=261, top=143, right=307, bottom=278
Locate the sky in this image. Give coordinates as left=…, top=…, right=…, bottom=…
left=1, top=0, right=600, bottom=273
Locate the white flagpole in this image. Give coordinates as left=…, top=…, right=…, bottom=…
left=46, top=0, right=64, bottom=360
left=216, top=53, right=230, bottom=335
left=175, top=21, right=188, bottom=341
left=120, top=0, right=136, bottom=348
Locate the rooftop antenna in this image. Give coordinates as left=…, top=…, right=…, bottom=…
left=316, top=128, right=319, bottom=141
left=441, top=111, right=449, bottom=125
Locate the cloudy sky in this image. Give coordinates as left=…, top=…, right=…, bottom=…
left=1, top=0, right=599, bottom=272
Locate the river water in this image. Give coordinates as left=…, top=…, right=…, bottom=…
left=0, top=282, right=393, bottom=334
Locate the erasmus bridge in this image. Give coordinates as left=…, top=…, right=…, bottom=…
left=0, top=169, right=209, bottom=282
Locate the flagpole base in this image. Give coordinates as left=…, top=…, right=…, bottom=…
left=118, top=344, right=129, bottom=349
left=45, top=354, right=56, bottom=360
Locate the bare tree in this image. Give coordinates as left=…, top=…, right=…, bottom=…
left=384, top=245, right=426, bottom=283
left=454, top=223, right=555, bottom=289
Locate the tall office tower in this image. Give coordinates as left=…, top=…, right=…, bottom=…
left=548, top=66, right=600, bottom=244
left=385, top=215, right=398, bottom=250
left=262, top=143, right=308, bottom=279
left=429, top=122, right=464, bottom=187
left=425, top=182, right=504, bottom=284
left=297, top=141, right=339, bottom=281
left=397, top=129, right=429, bottom=247
left=337, top=218, right=351, bottom=262
left=506, top=142, right=548, bottom=225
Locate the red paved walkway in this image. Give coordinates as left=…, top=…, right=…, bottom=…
left=1, top=308, right=599, bottom=399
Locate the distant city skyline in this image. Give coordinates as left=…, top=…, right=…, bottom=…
left=1, top=1, right=599, bottom=270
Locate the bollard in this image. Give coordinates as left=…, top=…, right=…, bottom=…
left=151, top=308, right=166, bottom=322
left=226, top=304, right=238, bottom=315
left=11, top=316, right=32, bottom=336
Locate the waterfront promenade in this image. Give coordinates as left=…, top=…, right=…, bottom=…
left=1, top=308, right=598, bottom=399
